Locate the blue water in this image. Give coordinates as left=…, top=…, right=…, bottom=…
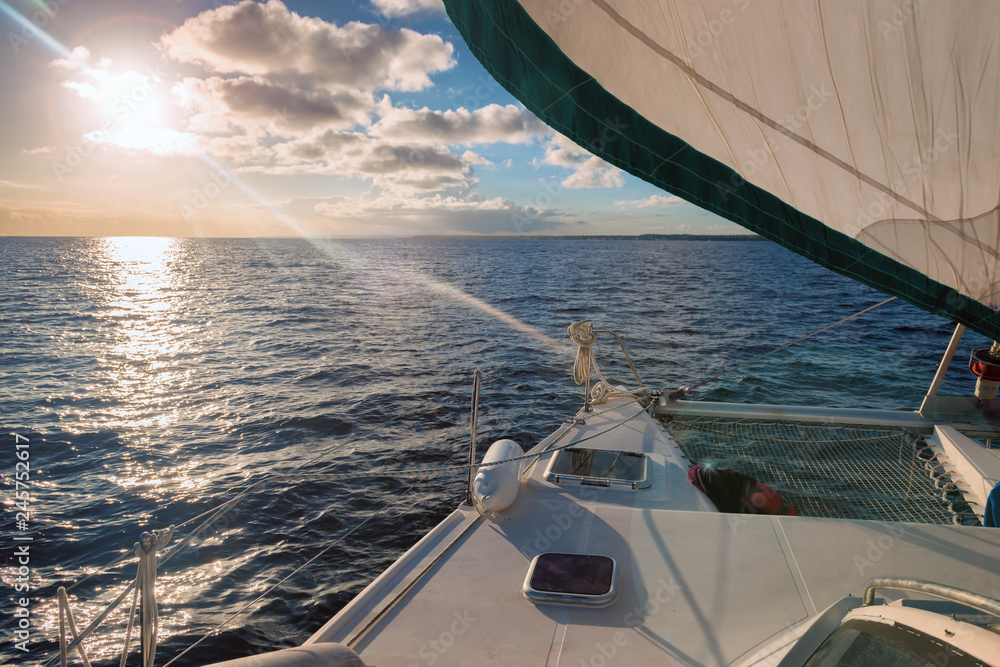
left=0, top=236, right=981, bottom=665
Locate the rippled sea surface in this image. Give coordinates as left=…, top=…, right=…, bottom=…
left=0, top=236, right=982, bottom=665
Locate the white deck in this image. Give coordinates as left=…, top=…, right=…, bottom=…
left=308, top=399, right=1000, bottom=666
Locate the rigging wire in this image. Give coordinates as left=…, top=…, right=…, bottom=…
left=676, top=296, right=897, bottom=396
left=56, top=415, right=419, bottom=596
left=161, top=482, right=418, bottom=667
left=33, top=395, right=648, bottom=665
left=14, top=416, right=459, bottom=653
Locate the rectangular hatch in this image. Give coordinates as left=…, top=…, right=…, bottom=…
left=544, top=447, right=649, bottom=489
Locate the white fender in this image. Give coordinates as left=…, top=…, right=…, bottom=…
left=472, top=439, right=525, bottom=512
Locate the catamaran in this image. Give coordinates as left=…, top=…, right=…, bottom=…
left=44, top=1, right=1000, bottom=666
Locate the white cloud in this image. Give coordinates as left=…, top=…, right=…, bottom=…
left=38, top=0, right=603, bottom=231
left=615, top=194, right=682, bottom=208
left=145, top=0, right=473, bottom=194
left=51, top=46, right=95, bottom=72
left=560, top=157, right=625, bottom=189
left=158, top=0, right=454, bottom=92
left=315, top=191, right=566, bottom=233
left=84, top=126, right=202, bottom=155
left=63, top=81, right=100, bottom=100
left=173, top=76, right=375, bottom=132
left=370, top=101, right=544, bottom=144
left=461, top=151, right=491, bottom=165
left=264, top=129, right=480, bottom=192
left=543, top=134, right=624, bottom=189
left=370, top=0, right=445, bottom=18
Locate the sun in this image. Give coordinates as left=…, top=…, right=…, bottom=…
left=55, top=46, right=197, bottom=154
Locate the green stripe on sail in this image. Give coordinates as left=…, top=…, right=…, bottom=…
left=443, top=0, right=1000, bottom=340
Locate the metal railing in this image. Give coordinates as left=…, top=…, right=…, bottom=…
left=46, top=526, right=174, bottom=667
left=863, top=577, right=1000, bottom=618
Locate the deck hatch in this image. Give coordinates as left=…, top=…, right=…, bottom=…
left=522, top=553, right=619, bottom=607
left=544, top=447, right=649, bottom=489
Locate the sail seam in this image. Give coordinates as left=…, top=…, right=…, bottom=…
left=587, top=0, right=940, bottom=223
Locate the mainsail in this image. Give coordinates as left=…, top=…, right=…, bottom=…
left=444, top=0, right=1000, bottom=338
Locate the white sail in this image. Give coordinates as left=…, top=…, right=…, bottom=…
left=446, top=0, right=1000, bottom=336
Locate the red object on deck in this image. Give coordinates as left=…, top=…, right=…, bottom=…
left=747, top=481, right=798, bottom=516
left=971, top=360, right=1000, bottom=381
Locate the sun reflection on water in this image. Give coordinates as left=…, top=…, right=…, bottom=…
left=31, top=236, right=576, bottom=665
left=65, top=237, right=211, bottom=499
left=100, top=236, right=192, bottom=421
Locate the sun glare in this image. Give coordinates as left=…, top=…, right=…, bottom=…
left=54, top=45, right=181, bottom=151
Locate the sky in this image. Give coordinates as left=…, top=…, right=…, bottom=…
left=0, top=0, right=746, bottom=237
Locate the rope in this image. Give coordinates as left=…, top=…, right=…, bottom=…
left=568, top=320, right=643, bottom=405
left=679, top=296, right=897, bottom=395
left=43, top=580, right=138, bottom=667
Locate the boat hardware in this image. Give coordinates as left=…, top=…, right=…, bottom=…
left=568, top=319, right=648, bottom=412
left=863, top=578, right=1000, bottom=618
left=466, top=370, right=481, bottom=507
left=919, top=323, right=966, bottom=415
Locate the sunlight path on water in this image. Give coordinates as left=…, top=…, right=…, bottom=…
left=200, top=170, right=573, bottom=357
left=409, top=272, right=570, bottom=354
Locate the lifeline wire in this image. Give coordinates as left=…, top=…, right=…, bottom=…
left=37, top=399, right=649, bottom=666
left=161, top=402, right=647, bottom=664
left=682, top=296, right=897, bottom=394
left=59, top=415, right=416, bottom=595
left=162, top=482, right=417, bottom=667
left=33, top=417, right=455, bottom=655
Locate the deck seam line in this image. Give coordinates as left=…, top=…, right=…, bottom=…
left=773, top=518, right=817, bottom=616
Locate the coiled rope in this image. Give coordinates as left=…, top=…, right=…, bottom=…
left=568, top=320, right=643, bottom=405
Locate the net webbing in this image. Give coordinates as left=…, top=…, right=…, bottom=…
left=663, top=416, right=978, bottom=525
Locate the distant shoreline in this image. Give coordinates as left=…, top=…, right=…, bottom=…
left=1, top=234, right=764, bottom=241
left=411, top=234, right=763, bottom=241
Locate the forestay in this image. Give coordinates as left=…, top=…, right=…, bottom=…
left=444, top=1, right=1000, bottom=337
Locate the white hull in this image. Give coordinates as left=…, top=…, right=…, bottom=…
left=293, top=398, right=1000, bottom=666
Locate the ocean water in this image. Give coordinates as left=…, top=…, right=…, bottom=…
left=0, top=236, right=981, bottom=665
